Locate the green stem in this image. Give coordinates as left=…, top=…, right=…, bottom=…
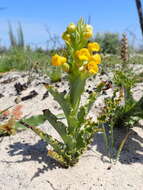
left=69, top=74, right=86, bottom=112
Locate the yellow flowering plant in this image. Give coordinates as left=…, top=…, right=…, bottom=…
left=18, top=19, right=103, bottom=167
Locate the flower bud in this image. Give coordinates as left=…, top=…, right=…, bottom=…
left=62, top=32, right=71, bottom=42
left=67, top=23, right=76, bottom=33
left=85, top=24, right=93, bottom=32
left=83, top=31, right=93, bottom=39
left=62, top=62, right=70, bottom=72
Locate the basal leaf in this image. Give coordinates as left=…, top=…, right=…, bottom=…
left=43, top=109, right=75, bottom=149
left=16, top=114, right=47, bottom=128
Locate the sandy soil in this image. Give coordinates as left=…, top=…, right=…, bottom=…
left=0, top=71, right=143, bottom=190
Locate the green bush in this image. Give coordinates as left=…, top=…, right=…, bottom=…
left=94, top=32, right=120, bottom=54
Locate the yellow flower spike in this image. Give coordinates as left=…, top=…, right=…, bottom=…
left=88, top=42, right=100, bottom=52
left=89, top=54, right=101, bottom=64
left=52, top=54, right=67, bottom=66
left=87, top=61, right=99, bottom=74
left=75, top=48, right=90, bottom=61
left=67, top=23, right=76, bottom=33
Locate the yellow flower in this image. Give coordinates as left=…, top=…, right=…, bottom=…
left=87, top=61, right=99, bottom=74
left=67, top=23, right=76, bottom=33
left=75, top=48, right=90, bottom=61
left=88, top=42, right=100, bottom=52
left=62, top=32, right=71, bottom=42
left=52, top=54, right=67, bottom=66
left=89, top=54, right=101, bottom=64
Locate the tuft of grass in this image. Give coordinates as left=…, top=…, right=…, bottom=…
left=0, top=47, right=51, bottom=73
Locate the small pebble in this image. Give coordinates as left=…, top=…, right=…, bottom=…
left=15, top=96, right=22, bottom=104
left=63, top=90, right=67, bottom=95
left=42, top=91, right=49, bottom=100
left=0, top=94, right=4, bottom=98
left=93, top=87, right=96, bottom=91
left=55, top=84, right=60, bottom=88
left=88, top=90, right=93, bottom=94
left=86, top=89, right=89, bottom=93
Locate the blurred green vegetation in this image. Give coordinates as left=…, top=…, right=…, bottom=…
left=94, top=32, right=120, bottom=54
left=0, top=47, right=50, bottom=72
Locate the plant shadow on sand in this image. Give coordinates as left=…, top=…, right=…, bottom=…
left=3, top=124, right=143, bottom=180
left=5, top=139, right=61, bottom=180
left=92, top=125, right=143, bottom=164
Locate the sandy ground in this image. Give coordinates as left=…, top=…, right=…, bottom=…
left=0, top=71, right=143, bottom=190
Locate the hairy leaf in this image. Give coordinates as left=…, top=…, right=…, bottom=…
left=78, top=82, right=105, bottom=124
left=19, top=121, right=64, bottom=155
left=16, top=114, right=47, bottom=128
left=44, top=85, right=71, bottom=118
left=43, top=109, right=75, bottom=149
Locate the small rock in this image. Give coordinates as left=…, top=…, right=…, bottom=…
left=14, top=82, right=28, bottom=95
left=93, top=87, right=96, bottom=91
left=88, top=90, right=93, bottom=94
left=21, top=90, right=38, bottom=101
left=42, top=91, right=49, bottom=100
left=55, top=84, right=60, bottom=88
left=0, top=94, right=4, bottom=98
left=15, top=96, right=22, bottom=104
left=63, top=90, right=67, bottom=95
left=86, top=89, right=89, bottom=93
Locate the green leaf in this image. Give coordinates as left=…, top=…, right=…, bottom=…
left=67, top=113, right=79, bottom=134
left=77, top=106, right=86, bottom=124
left=19, top=121, right=64, bottom=155
left=45, top=85, right=71, bottom=118
left=48, top=150, right=68, bottom=167
left=43, top=109, right=75, bottom=149
left=16, top=114, right=47, bottom=128
left=77, top=92, right=97, bottom=124
left=78, top=82, right=104, bottom=124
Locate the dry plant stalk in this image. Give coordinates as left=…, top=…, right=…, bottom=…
left=120, top=33, right=129, bottom=62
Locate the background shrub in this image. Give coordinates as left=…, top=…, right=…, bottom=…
left=94, top=32, right=120, bottom=54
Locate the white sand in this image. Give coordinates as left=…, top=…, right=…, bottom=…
left=0, top=71, right=143, bottom=190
